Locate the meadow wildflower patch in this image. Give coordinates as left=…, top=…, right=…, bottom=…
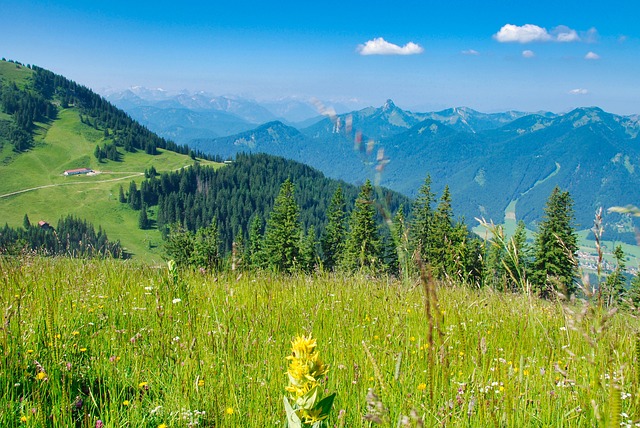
left=1, top=257, right=639, bottom=426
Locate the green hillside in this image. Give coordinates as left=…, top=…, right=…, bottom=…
left=0, top=60, right=222, bottom=263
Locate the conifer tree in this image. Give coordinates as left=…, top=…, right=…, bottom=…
left=409, top=175, right=436, bottom=263
left=532, top=186, right=578, bottom=298
left=263, top=179, right=302, bottom=273
left=429, top=185, right=454, bottom=279
left=605, top=245, right=626, bottom=306
left=299, top=225, right=318, bottom=273
left=321, top=185, right=347, bottom=271
left=190, top=219, right=221, bottom=271
left=138, top=204, right=149, bottom=229
left=342, top=179, right=382, bottom=271
left=248, top=214, right=265, bottom=269
left=23, top=213, right=31, bottom=229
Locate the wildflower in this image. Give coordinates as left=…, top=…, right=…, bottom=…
left=226, top=407, right=234, bottom=415
left=20, top=415, right=28, bottom=423
left=138, top=381, right=148, bottom=389
left=417, top=383, right=427, bottom=391
left=284, top=334, right=335, bottom=426
left=158, top=424, right=167, bottom=428
left=123, top=400, right=130, bottom=406
left=198, top=379, right=205, bottom=387
left=410, top=336, right=416, bottom=342
left=36, top=372, right=47, bottom=381
left=172, top=298, right=181, bottom=304
left=72, top=331, right=80, bottom=336
left=80, top=348, right=87, bottom=352
left=27, top=349, right=33, bottom=354
left=96, top=420, right=104, bottom=428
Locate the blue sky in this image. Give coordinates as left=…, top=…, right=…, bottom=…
left=2, top=0, right=639, bottom=114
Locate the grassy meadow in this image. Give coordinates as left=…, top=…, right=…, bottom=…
left=2, top=257, right=639, bottom=427
left=0, top=108, right=222, bottom=263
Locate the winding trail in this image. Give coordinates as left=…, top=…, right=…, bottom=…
left=0, top=173, right=144, bottom=199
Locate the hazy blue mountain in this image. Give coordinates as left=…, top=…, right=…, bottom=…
left=124, top=105, right=257, bottom=142
left=193, top=102, right=640, bottom=237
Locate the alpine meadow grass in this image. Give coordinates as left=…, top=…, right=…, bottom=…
left=1, top=256, right=640, bottom=426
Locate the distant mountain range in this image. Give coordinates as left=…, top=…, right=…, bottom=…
left=103, top=87, right=358, bottom=143
left=187, top=100, right=640, bottom=238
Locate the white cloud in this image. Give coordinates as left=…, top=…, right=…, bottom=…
left=568, top=88, right=588, bottom=95
left=583, top=27, right=599, bottom=43
left=495, top=24, right=586, bottom=43
left=494, top=24, right=552, bottom=43
left=357, top=37, right=424, bottom=55
left=585, top=51, right=600, bottom=60
left=461, top=49, right=479, bottom=56
left=553, top=25, right=580, bottom=42
left=522, top=50, right=535, bottom=58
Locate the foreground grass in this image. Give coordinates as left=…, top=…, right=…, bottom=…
left=1, top=257, right=639, bottom=427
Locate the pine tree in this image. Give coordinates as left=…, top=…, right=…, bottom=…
left=299, top=225, right=318, bottom=273
left=341, top=179, right=382, bottom=271
left=23, top=213, right=31, bottom=229
left=190, top=219, right=221, bottom=271
left=321, top=186, right=347, bottom=271
left=248, top=214, right=265, bottom=269
left=263, top=179, right=302, bottom=273
left=532, top=186, right=578, bottom=298
left=118, top=185, right=126, bottom=203
left=138, top=205, right=149, bottom=229
left=605, top=245, right=626, bottom=307
left=409, top=175, right=436, bottom=263
left=429, top=185, right=454, bottom=279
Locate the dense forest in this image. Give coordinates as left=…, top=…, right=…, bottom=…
left=121, top=153, right=410, bottom=252
left=0, top=215, right=125, bottom=258
left=0, top=60, right=215, bottom=160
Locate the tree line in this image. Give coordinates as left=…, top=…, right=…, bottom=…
left=0, top=215, right=125, bottom=259
left=134, top=153, right=640, bottom=302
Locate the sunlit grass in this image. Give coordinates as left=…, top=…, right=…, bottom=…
left=1, top=257, right=639, bottom=426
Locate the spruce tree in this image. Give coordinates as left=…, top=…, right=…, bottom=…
left=23, top=213, right=31, bottom=229
left=190, top=219, right=221, bottom=271
left=138, top=205, right=149, bottom=229
left=299, top=225, right=318, bottom=273
left=263, top=179, right=302, bottom=273
left=605, top=245, right=626, bottom=307
left=532, top=186, right=578, bottom=298
left=429, top=185, right=454, bottom=279
left=248, top=214, right=265, bottom=269
left=341, top=179, right=382, bottom=271
left=409, top=175, right=436, bottom=263
left=321, top=185, right=347, bottom=271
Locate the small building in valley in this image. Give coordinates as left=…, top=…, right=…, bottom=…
left=63, top=168, right=93, bottom=176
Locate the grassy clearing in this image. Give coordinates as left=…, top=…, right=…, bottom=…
left=0, top=61, right=33, bottom=88
left=1, top=257, right=638, bottom=427
left=0, top=108, right=222, bottom=263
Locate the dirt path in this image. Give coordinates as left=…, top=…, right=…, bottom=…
left=0, top=173, right=144, bottom=199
